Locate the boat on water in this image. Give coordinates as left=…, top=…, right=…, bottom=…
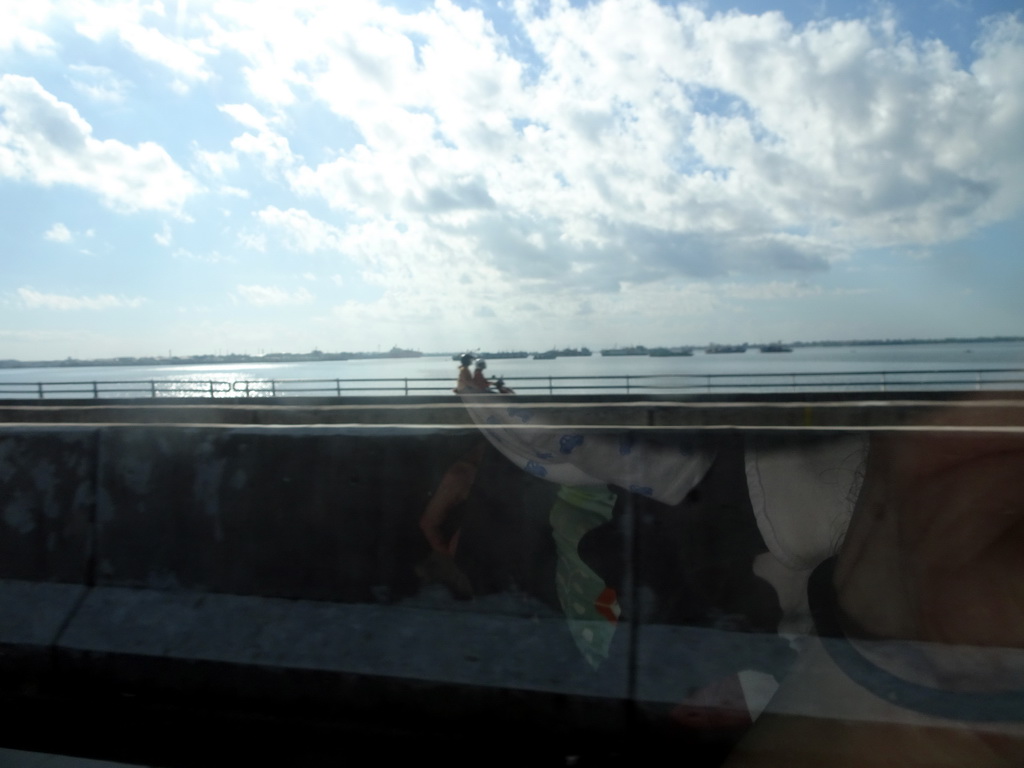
left=600, top=346, right=649, bottom=357
left=759, top=342, right=793, bottom=353
left=451, top=350, right=529, bottom=360
left=648, top=347, right=693, bottom=357
left=555, top=347, right=593, bottom=357
left=370, top=346, right=423, bottom=358
left=480, top=351, right=530, bottom=359
left=705, top=343, right=748, bottom=354
left=534, top=347, right=593, bottom=360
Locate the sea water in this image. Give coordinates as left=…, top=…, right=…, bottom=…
left=0, top=341, right=1022, bottom=399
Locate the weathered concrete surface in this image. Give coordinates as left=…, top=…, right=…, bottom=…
left=57, top=587, right=623, bottom=699
left=93, top=426, right=462, bottom=601
left=0, top=421, right=636, bottom=757
left=0, top=580, right=86, bottom=680
left=2, top=390, right=1022, bottom=428
left=0, top=581, right=86, bottom=647
left=1, top=398, right=1021, bottom=764
left=0, top=427, right=95, bottom=583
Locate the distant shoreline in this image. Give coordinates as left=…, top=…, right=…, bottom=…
left=0, top=347, right=424, bottom=370
left=2, top=336, right=1022, bottom=370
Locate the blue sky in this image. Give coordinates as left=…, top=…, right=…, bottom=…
left=1, top=0, right=1022, bottom=360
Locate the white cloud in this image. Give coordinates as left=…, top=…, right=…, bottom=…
left=3, top=0, right=1023, bottom=357
left=257, top=206, right=347, bottom=252
left=235, top=284, right=314, bottom=306
left=226, top=1, right=1021, bottom=294
left=194, top=149, right=240, bottom=177
left=44, top=223, right=72, bottom=242
left=74, top=4, right=211, bottom=88
left=0, top=75, right=198, bottom=213
left=237, top=231, right=266, bottom=252
left=0, top=2, right=56, bottom=54
left=15, top=2, right=1024, bottom=280
left=123, top=26, right=209, bottom=81
left=207, top=102, right=298, bottom=174
left=220, top=103, right=271, bottom=132
left=18, top=287, right=145, bottom=310
left=68, top=64, right=131, bottom=103
left=503, top=4, right=1023, bottom=252
left=155, top=222, right=172, bottom=246
left=231, top=129, right=296, bottom=170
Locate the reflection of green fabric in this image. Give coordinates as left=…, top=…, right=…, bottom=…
left=549, top=484, right=620, bottom=668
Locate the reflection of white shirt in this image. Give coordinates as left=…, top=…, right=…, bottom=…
left=463, top=393, right=868, bottom=572
left=461, top=394, right=716, bottom=505
left=745, top=434, right=867, bottom=570
left=463, top=394, right=870, bottom=635
left=746, top=433, right=867, bottom=634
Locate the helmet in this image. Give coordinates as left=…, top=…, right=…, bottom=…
left=460, top=353, right=475, bottom=366
left=475, top=359, right=487, bottom=370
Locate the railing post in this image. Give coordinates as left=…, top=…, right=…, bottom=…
left=336, top=379, right=341, bottom=397
left=404, top=378, right=409, bottom=396
left=626, top=375, right=630, bottom=394
left=271, top=380, right=276, bottom=397
left=549, top=377, right=553, bottom=395
left=150, top=380, right=156, bottom=398
left=880, top=372, right=886, bottom=392
left=92, top=381, right=98, bottom=399
left=37, top=382, right=43, bottom=399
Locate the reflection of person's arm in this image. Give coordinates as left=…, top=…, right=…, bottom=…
left=420, top=442, right=486, bottom=555
left=727, top=426, right=1024, bottom=766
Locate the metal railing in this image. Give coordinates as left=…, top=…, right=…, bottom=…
left=2, top=367, right=1024, bottom=400
left=0, top=379, right=237, bottom=399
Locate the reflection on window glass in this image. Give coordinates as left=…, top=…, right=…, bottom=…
left=1, top=0, right=1021, bottom=765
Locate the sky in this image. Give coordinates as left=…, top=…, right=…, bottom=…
left=1, top=0, right=1022, bottom=360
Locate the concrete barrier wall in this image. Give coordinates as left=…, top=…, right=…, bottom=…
left=93, top=426, right=467, bottom=601
left=1, top=424, right=555, bottom=593
left=1, top=420, right=638, bottom=755
left=1, top=397, right=1022, bottom=760
left=2, top=389, right=1022, bottom=428
left=0, top=426, right=96, bottom=584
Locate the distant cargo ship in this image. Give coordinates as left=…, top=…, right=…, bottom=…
left=451, top=351, right=528, bottom=360
left=600, top=346, right=649, bottom=357
left=759, top=342, right=793, bottom=353
left=382, top=346, right=423, bottom=358
left=705, top=343, right=748, bottom=354
left=648, top=347, right=693, bottom=357
left=534, top=347, right=593, bottom=359
left=480, top=351, right=530, bottom=359
left=556, top=347, right=593, bottom=357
